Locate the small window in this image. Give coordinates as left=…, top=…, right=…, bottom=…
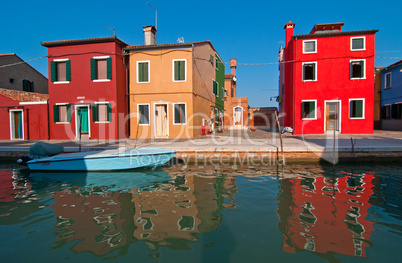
left=385, top=72, right=391, bottom=89
left=91, top=57, right=111, bottom=81
left=9, top=78, right=15, bottom=84
left=303, top=62, right=317, bottom=81
left=138, top=104, right=150, bottom=125
left=174, top=103, right=186, bottom=124
left=349, top=99, right=364, bottom=119
left=303, top=40, right=317, bottom=54
left=391, top=104, right=402, bottom=119
left=51, top=60, right=71, bottom=82
left=173, top=59, right=186, bottom=81
left=350, top=60, right=365, bottom=79
left=22, top=80, right=34, bottom=92
left=351, top=37, right=365, bottom=51
left=302, top=101, right=316, bottom=119
left=92, top=103, right=112, bottom=122
left=213, top=80, right=218, bottom=96
left=381, top=105, right=391, bottom=120
left=215, top=55, right=219, bottom=70
left=53, top=104, right=71, bottom=123
left=137, top=61, right=150, bottom=83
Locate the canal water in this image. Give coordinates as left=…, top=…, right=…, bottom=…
left=0, top=162, right=400, bottom=262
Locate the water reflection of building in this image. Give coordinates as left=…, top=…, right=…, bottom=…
left=48, top=169, right=238, bottom=255
left=277, top=173, right=375, bottom=258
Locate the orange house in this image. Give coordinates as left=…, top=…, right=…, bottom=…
left=126, top=26, right=224, bottom=139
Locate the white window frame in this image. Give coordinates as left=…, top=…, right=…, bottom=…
left=94, top=101, right=111, bottom=123
left=53, top=58, right=70, bottom=84
left=324, top=100, right=342, bottom=132
left=351, top=37, right=366, bottom=51
left=137, top=103, right=150, bottom=126
left=55, top=102, right=70, bottom=124
left=136, top=60, right=150, bottom=83
left=173, top=102, right=187, bottom=125
left=303, top=39, right=317, bottom=54
left=384, top=72, right=391, bottom=89
left=92, top=56, right=111, bottom=82
left=153, top=102, right=169, bottom=138
left=172, top=59, right=187, bottom=82
left=301, top=100, right=317, bottom=120
left=350, top=59, right=366, bottom=79
left=9, top=109, right=24, bottom=140
left=213, top=79, right=219, bottom=97
left=215, top=55, right=220, bottom=70
left=302, top=62, right=317, bottom=82
left=349, top=98, right=365, bottom=119
left=74, top=105, right=91, bottom=139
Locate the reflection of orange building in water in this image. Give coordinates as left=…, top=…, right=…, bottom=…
left=49, top=171, right=237, bottom=255
left=277, top=173, right=375, bottom=258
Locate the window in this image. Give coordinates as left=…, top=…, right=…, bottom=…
left=215, top=55, right=220, bottom=70
left=350, top=60, right=365, bottom=79
left=213, top=80, right=218, bottom=96
left=173, top=59, right=186, bottom=81
left=381, top=105, right=391, bottom=120
left=53, top=104, right=71, bottom=123
left=9, top=78, right=15, bottom=84
left=303, top=40, right=317, bottom=54
left=351, top=37, right=365, bottom=51
left=174, top=103, right=186, bottom=124
left=303, top=62, right=317, bottom=81
left=385, top=72, right=391, bottom=89
left=138, top=104, right=150, bottom=125
left=91, top=57, right=112, bottom=81
left=137, top=61, right=150, bottom=83
left=301, top=100, right=316, bottom=119
left=391, top=103, right=402, bottom=119
left=349, top=99, right=364, bottom=119
left=92, top=103, right=112, bottom=122
left=22, top=80, right=34, bottom=92
left=50, top=59, right=71, bottom=83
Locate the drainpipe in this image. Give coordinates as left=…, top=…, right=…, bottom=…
left=47, top=99, right=50, bottom=140
left=26, top=108, right=30, bottom=140
left=123, top=52, right=130, bottom=138
left=294, top=37, right=297, bottom=134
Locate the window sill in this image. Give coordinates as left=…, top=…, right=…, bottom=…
left=350, top=117, right=365, bottom=120
left=54, top=81, right=70, bottom=84
left=93, top=79, right=111, bottom=82
left=173, top=80, right=186, bottom=83
left=56, top=122, right=70, bottom=124
left=95, top=121, right=110, bottom=124
left=173, top=123, right=187, bottom=125
left=351, top=49, right=366, bottom=51
left=350, top=77, right=366, bottom=80
left=139, top=124, right=150, bottom=126
left=303, top=79, right=317, bottom=82
left=302, top=118, right=317, bottom=120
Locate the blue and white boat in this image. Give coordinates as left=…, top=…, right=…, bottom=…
left=26, top=148, right=177, bottom=171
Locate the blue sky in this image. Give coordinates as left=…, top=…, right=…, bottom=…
left=1, top=0, right=401, bottom=107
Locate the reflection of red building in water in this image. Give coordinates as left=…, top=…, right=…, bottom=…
left=277, top=173, right=375, bottom=258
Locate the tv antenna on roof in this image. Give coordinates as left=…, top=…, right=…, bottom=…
left=147, top=2, right=157, bottom=30
left=106, top=24, right=116, bottom=37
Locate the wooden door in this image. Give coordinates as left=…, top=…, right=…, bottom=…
left=326, top=102, right=338, bottom=131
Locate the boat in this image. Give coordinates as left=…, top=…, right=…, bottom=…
left=26, top=148, right=177, bottom=171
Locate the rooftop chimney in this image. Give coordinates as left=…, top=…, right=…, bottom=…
left=230, top=58, right=237, bottom=77
left=284, top=21, right=296, bottom=46
left=143, top=25, right=157, bottom=45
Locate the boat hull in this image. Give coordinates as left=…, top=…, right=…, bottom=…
left=26, top=148, right=177, bottom=171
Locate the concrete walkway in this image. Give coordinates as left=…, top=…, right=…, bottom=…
left=1, top=129, right=401, bottom=163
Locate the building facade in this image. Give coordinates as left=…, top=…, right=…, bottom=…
left=380, top=60, right=402, bottom=130
left=126, top=26, right=224, bottom=139
left=41, top=37, right=128, bottom=140
left=0, top=53, right=48, bottom=94
left=279, top=21, right=378, bottom=135
left=0, top=88, right=49, bottom=140
left=223, top=59, right=249, bottom=130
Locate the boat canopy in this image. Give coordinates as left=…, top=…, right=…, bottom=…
left=28, top=142, right=64, bottom=159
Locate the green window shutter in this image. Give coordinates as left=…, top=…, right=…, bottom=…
left=107, top=57, right=112, bottom=79
left=309, top=102, right=315, bottom=118
left=213, top=81, right=217, bottom=95
left=66, top=104, right=71, bottom=122
left=391, top=104, right=397, bottom=119
left=360, top=60, right=364, bottom=78
left=66, top=60, right=71, bottom=81
left=355, top=100, right=363, bottom=117
left=179, top=61, right=185, bottom=80
left=50, top=61, right=56, bottom=82
left=22, top=80, right=28, bottom=91
left=107, top=103, right=112, bottom=121
left=313, top=63, right=316, bottom=80
left=90, top=59, right=97, bottom=80
left=53, top=105, right=59, bottom=122
left=174, top=61, right=179, bottom=80
left=143, top=62, right=148, bottom=82
left=92, top=104, right=98, bottom=122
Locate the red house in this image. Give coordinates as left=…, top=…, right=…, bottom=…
left=41, top=37, right=128, bottom=140
left=279, top=22, right=378, bottom=134
left=0, top=88, right=49, bottom=140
